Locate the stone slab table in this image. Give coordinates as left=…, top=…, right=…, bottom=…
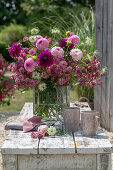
left=1, top=103, right=112, bottom=170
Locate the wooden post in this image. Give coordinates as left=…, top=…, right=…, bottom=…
left=95, top=0, right=113, bottom=131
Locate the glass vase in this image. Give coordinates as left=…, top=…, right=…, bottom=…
left=33, top=86, right=70, bottom=119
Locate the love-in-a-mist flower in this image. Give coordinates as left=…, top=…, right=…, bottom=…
left=24, top=58, right=37, bottom=72
left=31, top=28, right=39, bottom=35
left=9, top=43, right=22, bottom=58
left=29, top=36, right=37, bottom=43
left=51, top=47, right=64, bottom=57
left=70, top=49, right=83, bottom=61
left=68, top=35, right=80, bottom=46
left=86, top=37, right=92, bottom=45
left=36, top=38, right=49, bottom=51
left=38, top=51, right=54, bottom=67
left=32, top=72, right=41, bottom=81
left=47, top=126, right=56, bottom=136
left=38, top=83, right=47, bottom=91
left=51, top=28, right=60, bottom=34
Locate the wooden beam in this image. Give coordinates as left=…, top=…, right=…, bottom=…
left=95, top=0, right=113, bottom=131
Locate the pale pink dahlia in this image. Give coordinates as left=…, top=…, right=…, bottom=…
left=70, top=49, right=83, bottom=61
left=68, top=35, right=80, bottom=46
left=24, top=58, right=37, bottom=72
left=38, top=125, right=48, bottom=133
left=35, top=35, right=43, bottom=41
left=38, top=51, right=54, bottom=67
left=36, top=38, right=49, bottom=51
left=9, top=43, right=22, bottom=58
left=51, top=47, right=64, bottom=57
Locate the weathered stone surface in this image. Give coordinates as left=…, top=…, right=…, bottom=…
left=1, top=103, right=112, bottom=170
left=18, top=154, right=97, bottom=170
left=97, top=154, right=112, bottom=170
left=74, top=127, right=112, bottom=154
left=39, top=135, right=75, bottom=154
left=2, top=155, right=17, bottom=170
left=1, top=130, right=38, bottom=154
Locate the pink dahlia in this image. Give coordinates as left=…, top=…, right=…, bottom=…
left=36, top=38, right=49, bottom=51
left=23, top=36, right=29, bottom=42
left=68, top=35, right=80, bottom=46
left=51, top=47, right=64, bottom=57
left=70, top=49, right=83, bottom=61
left=24, top=58, right=37, bottom=72
left=28, top=48, right=37, bottom=56
left=9, top=43, right=22, bottom=58
left=38, top=51, right=54, bottom=67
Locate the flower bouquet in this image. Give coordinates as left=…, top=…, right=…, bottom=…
left=0, top=55, right=15, bottom=104
left=8, top=28, right=105, bottom=118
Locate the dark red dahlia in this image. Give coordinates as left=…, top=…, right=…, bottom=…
left=9, top=43, right=22, bottom=58
left=38, top=51, right=54, bottom=67
left=59, top=38, right=74, bottom=49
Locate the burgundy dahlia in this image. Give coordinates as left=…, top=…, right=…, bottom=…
left=59, top=38, right=74, bottom=49
left=38, top=51, right=54, bottom=67
left=9, top=43, right=22, bottom=58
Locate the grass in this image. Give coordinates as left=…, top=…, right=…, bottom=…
left=0, top=88, right=78, bottom=113
left=0, top=89, right=33, bottom=112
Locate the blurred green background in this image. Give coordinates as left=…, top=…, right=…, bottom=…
left=0, top=0, right=95, bottom=112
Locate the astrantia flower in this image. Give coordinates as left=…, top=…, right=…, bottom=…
left=28, top=48, right=37, bottom=56
left=36, top=38, right=49, bottom=51
left=0, top=93, right=4, bottom=101
left=47, top=126, right=56, bottom=136
left=31, top=132, right=38, bottom=138
left=38, top=83, right=47, bottom=91
left=29, top=36, right=37, bottom=42
left=59, top=38, right=74, bottom=49
left=70, top=49, right=83, bottom=61
left=24, top=58, right=37, bottom=72
left=31, top=28, right=39, bottom=35
left=0, top=70, right=4, bottom=75
left=9, top=43, right=22, bottom=58
left=37, top=130, right=45, bottom=139
left=68, top=35, right=80, bottom=46
left=31, top=131, right=45, bottom=139
left=51, top=47, right=64, bottom=58
left=38, top=51, right=54, bottom=67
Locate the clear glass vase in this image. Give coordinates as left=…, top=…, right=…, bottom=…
left=33, top=86, right=70, bottom=119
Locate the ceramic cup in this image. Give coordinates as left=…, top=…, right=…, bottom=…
left=63, top=107, right=80, bottom=132
left=81, top=110, right=100, bottom=136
